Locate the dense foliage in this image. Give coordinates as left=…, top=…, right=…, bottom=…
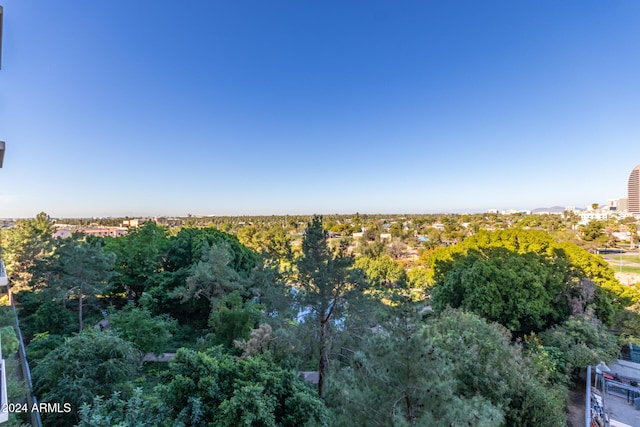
left=328, top=308, right=567, bottom=426
left=295, top=215, right=364, bottom=397
left=0, top=213, right=636, bottom=425
left=109, top=303, right=177, bottom=355
left=76, top=388, right=162, bottom=427
left=431, top=248, right=573, bottom=334
left=540, top=315, right=619, bottom=381
left=428, top=229, right=638, bottom=325
left=157, top=348, right=328, bottom=427
left=32, top=330, right=142, bottom=426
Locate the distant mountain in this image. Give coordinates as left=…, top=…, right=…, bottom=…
left=531, top=206, right=566, bottom=213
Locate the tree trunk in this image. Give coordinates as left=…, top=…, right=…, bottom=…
left=404, top=390, right=414, bottom=423
left=78, top=285, right=83, bottom=332
left=318, top=317, right=329, bottom=399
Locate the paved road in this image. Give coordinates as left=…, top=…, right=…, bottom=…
left=142, top=352, right=176, bottom=362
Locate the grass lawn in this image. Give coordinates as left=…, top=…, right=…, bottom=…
left=601, top=254, right=640, bottom=262
left=602, top=252, right=640, bottom=274
left=619, top=265, right=640, bottom=274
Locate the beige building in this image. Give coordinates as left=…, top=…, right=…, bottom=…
left=618, top=197, right=628, bottom=212
left=53, top=227, right=127, bottom=238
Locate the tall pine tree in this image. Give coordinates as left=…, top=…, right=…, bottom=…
left=296, top=215, right=359, bottom=398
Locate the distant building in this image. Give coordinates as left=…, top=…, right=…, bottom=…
left=629, top=164, right=640, bottom=213
left=80, top=227, right=127, bottom=237
left=53, top=229, right=72, bottom=239
left=613, top=231, right=631, bottom=241
left=578, top=205, right=635, bottom=225
left=501, top=209, right=531, bottom=215
left=53, top=227, right=127, bottom=238
left=578, top=210, right=613, bottom=224
left=531, top=206, right=565, bottom=215
left=619, top=198, right=628, bottom=212
left=122, top=218, right=142, bottom=228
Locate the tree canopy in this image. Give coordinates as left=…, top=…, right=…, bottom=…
left=431, top=248, right=573, bottom=334
left=296, top=215, right=362, bottom=397
left=328, top=309, right=567, bottom=426
left=1, top=212, right=54, bottom=290
left=427, top=229, right=638, bottom=325
left=33, top=330, right=142, bottom=426
left=3, top=215, right=633, bottom=427
left=109, top=303, right=177, bottom=355
left=157, top=348, right=328, bottom=426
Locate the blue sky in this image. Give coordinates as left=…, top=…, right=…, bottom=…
left=1, top=1, right=639, bottom=218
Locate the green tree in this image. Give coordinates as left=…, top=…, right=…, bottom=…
left=431, top=248, right=572, bottom=334
left=361, top=225, right=380, bottom=242
left=237, top=225, right=293, bottom=262
left=296, top=215, right=361, bottom=398
left=26, top=332, right=64, bottom=369
left=580, top=219, right=604, bottom=242
left=354, top=254, right=407, bottom=289
left=1, top=212, right=54, bottom=290
left=328, top=308, right=566, bottom=426
left=76, top=388, right=161, bottom=427
left=54, top=239, right=116, bottom=332
left=328, top=308, right=503, bottom=426
left=250, top=258, right=296, bottom=322
left=143, top=226, right=258, bottom=328
left=109, top=303, right=177, bottom=355
left=388, top=222, right=404, bottom=239
left=29, top=300, right=76, bottom=336
left=33, top=330, right=142, bottom=426
left=105, top=221, right=169, bottom=301
left=172, top=241, right=249, bottom=305
left=442, top=215, right=465, bottom=243
left=540, top=315, right=619, bottom=381
left=357, top=239, right=385, bottom=259
left=426, top=229, right=636, bottom=324
left=157, top=348, right=328, bottom=426
left=208, top=290, right=263, bottom=350
left=0, top=326, right=19, bottom=359
left=164, top=226, right=258, bottom=274
left=420, top=227, right=443, bottom=250
left=555, top=241, right=637, bottom=320
left=23, top=236, right=118, bottom=333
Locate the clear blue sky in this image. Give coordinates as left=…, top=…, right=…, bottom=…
left=1, top=1, right=639, bottom=218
